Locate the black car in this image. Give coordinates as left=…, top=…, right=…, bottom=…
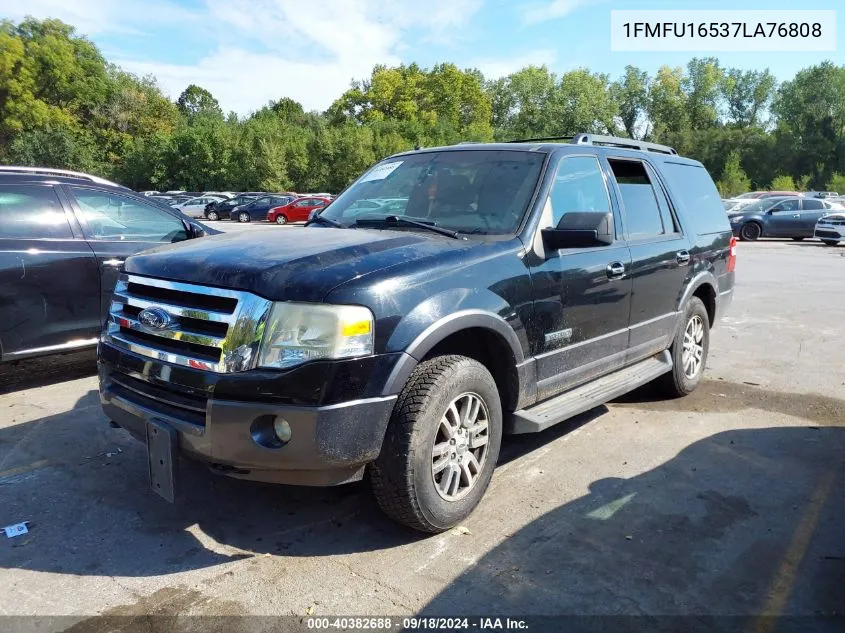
left=0, top=166, right=216, bottom=363
left=230, top=194, right=295, bottom=222
left=204, top=194, right=261, bottom=221
left=98, top=134, right=735, bottom=532
left=728, top=195, right=839, bottom=241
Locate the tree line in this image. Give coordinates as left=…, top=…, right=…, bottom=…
left=3, top=17, right=845, bottom=197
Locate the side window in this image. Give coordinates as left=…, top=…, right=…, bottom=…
left=0, top=185, right=73, bottom=239
left=608, top=159, right=665, bottom=239
left=772, top=199, right=799, bottom=212
left=313, top=200, right=326, bottom=207
left=803, top=199, right=824, bottom=210
left=547, top=155, right=611, bottom=228
left=70, top=187, right=188, bottom=243
left=646, top=164, right=679, bottom=233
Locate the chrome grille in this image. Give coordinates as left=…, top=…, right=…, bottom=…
left=104, top=274, right=273, bottom=373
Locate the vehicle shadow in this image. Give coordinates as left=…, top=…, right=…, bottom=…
left=1, top=381, right=843, bottom=590
left=421, top=424, right=845, bottom=628
left=0, top=350, right=97, bottom=395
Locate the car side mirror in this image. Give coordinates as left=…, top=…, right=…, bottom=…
left=542, top=211, right=614, bottom=250
left=308, top=209, right=320, bottom=222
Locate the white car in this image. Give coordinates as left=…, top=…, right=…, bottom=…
left=814, top=213, right=845, bottom=246
left=175, top=195, right=227, bottom=218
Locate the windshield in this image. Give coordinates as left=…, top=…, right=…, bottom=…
left=320, top=149, right=546, bottom=235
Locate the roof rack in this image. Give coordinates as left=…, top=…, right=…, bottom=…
left=505, top=133, right=677, bottom=155
left=0, top=166, right=129, bottom=188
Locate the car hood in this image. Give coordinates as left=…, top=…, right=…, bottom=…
left=820, top=213, right=845, bottom=221
left=124, top=227, right=476, bottom=302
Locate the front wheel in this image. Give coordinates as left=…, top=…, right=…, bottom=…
left=822, top=240, right=839, bottom=246
left=654, top=296, right=710, bottom=398
left=206, top=210, right=219, bottom=221
left=237, top=212, right=251, bottom=223
left=739, top=222, right=761, bottom=241
left=370, top=355, right=502, bottom=533
left=275, top=215, right=287, bottom=225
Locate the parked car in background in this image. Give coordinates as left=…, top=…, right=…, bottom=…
left=804, top=191, right=838, bottom=199
left=733, top=191, right=798, bottom=200
left=232, top=195, right=295, bottom=222
left=139, top=190, right=159, bottom=196
left=814, top=213, right=845, bottom=245
left=728, top=195, right=839, bottom=241
left=175, top=195, right=227, bottom=218
left=266, top=196, right=330, bottom=224
left=0, top=167, right=216, bottom=363
left=204, top=194, right=261, bottom=220
left=163, top=190, right=185, bottom=195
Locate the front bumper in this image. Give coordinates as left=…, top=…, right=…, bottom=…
left=98, top=343, right=401, bottom=486
left=814, top=228, right=843, bottom=241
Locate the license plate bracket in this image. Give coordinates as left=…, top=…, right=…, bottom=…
left=146, top=419, right=178, bottom=502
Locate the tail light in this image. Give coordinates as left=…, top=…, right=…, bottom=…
left=727, top=237, right=737, bottom=273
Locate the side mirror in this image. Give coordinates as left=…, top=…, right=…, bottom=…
left=308, top=209, right=320, bottom=222
left=542, top=211, right=614, bottom=250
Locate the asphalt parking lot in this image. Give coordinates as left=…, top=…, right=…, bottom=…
left=0, top=234, right=843, bottom=630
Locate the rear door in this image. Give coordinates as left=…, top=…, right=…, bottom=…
left=64, top=185, right=191, bottom=323
left=799, top=198, right=829, bottom=236
left=0, top=183, right=101, bottom=359
left=605, top=157, right=692, bottom=362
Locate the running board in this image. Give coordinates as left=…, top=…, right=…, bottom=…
left=509, top=351, right=673, bottom=434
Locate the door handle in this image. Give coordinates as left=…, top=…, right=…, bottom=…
left=792, top=214, right=801, bottom=218
left=606, top=262, right=626, bottom=280
left=676, top=250, right=691, bottom=265
left=103, top=258, right=125, bottom=267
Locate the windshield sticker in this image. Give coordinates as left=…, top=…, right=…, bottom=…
left=359, top=161, right=403, bottom=183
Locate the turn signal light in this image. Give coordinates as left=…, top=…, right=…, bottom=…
left=727, top=237, right=737, bottom=273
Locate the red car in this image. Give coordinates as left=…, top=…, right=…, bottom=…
left=267, top=196, right=331, bottom=224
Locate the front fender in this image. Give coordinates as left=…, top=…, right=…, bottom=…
left=385, top=288, right=527, bottom=362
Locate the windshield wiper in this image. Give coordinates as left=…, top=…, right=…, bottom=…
left=355, top=215, right=464, bottom=240
left=305, top=213, right=347, bottom=229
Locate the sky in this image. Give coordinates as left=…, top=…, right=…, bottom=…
left=5, top=0, right=844, bottom=116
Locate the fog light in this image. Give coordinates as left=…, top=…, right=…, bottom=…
left=273, top=417, right=292, bottom=444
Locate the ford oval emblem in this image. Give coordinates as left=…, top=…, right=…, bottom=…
left=138, top=307, right=172, bottom=330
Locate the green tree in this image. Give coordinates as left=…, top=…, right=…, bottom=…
left=717, top=151, right=751, bottom=197
left=683, top=57, right=723, bottom=130
left=551, top=69, right=618, bottom=135
left=826, top=172, right=845, bottom=192
left=611, top=65, right=649, bottom=139
left=770, top=175, right=796, bottom=191
left=177, top=84, right=223, bottom=119
left=721, top=68, right=776, bottom=128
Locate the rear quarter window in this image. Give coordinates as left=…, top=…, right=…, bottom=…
left=659, top=162, right=730, bottom=236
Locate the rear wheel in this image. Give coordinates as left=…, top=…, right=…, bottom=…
left=654, top=297, right=709, bottom=398
left=275, top=215, right=287, bottom=225
left=822, top=239, right=839, bottom=246
left=206, top=210, right=219, bottom=221
left=237, top=212, right=250, bottom=223
left=370, top=355, right=502, bottom=533
left=739, top=222, right=761, bottom=241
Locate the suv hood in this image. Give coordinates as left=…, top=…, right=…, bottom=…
left=124, top=227, right=474, bottom=302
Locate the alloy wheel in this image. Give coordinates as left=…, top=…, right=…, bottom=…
left=431, top=392, right=490, bottom=501
left=682, top=315, right=705, bottom=378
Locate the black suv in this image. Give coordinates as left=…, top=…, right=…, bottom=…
left=98, top=134, right=736, bottom=532
left=0, top=167, right=214, bottom=363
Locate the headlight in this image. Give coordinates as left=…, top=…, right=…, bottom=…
left=257, top=303, right=374, bottom=369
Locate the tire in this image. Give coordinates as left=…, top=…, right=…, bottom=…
left=370, top=355, right=502, bottom=533
left=791, top=237, right=805, bottom=241
left=275, top=215, right=287, bottom=225
left=237, top=212, right=251, bottom=223
left=206, top=210, right=219, bottom=221
left=739, top=222, right=762, bottom=241
left=654, top=297, right=710, bottom=398
left=822, top=240, right=839, bottom=246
